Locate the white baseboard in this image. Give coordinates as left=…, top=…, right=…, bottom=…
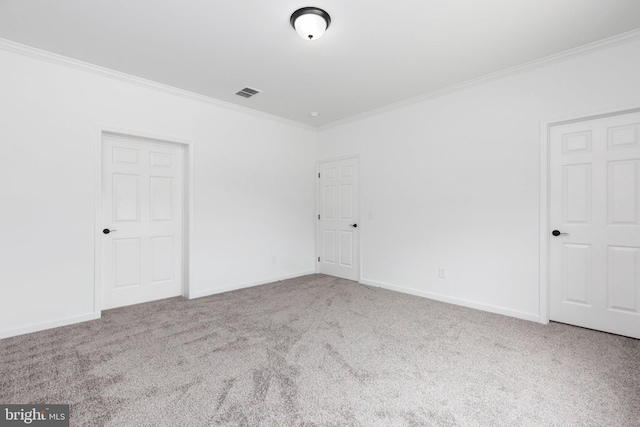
left=359, top=278, right=540, bottom=323
left=1, top=275, right=537, bottom=339
left=1, top=271, right=317, bottom=339
left=0, top=312, right=100, bottom=340
left=188, top=270, right=317, bottom=299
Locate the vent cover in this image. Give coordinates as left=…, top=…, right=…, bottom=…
left=235, top=87, right=261, bottom=98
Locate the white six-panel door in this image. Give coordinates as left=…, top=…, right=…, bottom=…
left=318, top=158, right=359, bottom=281
left=549, top=111, right=640, bottom=339
left=101, top=135, right=184, bottom=309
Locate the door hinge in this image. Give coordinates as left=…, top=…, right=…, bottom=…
left=318, top=257, right=320, bottom=262
left=318, top=172, right=320, bottom=178
left=318, top=214, right=320, bottom=220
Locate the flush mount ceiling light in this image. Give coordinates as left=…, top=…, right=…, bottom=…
left=290, top=7, right=331, bottom=41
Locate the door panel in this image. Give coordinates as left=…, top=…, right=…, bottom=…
left=340, top=231, right=353, bottom=266
left=151, top=236, right=174, bottom=282
left=114, top=238, right=141, bottom=288
left=340, top=184, right=353, bottom=218
left=607, top=246, right=640, bottom=313
left=150, top=176, right=173, bottom=220
left=113, top=174, right=140, bottom=221
left=550, top=111, right=640, bottom=339
left=608, top=160, right=638, bottom=224
left=102, top=135, right=183, bottom=309
left=323, top=231, right=336, bottom=263
left=324, top=185, right=336, bottom=219
left=562, top=164, right=591, bottom=224
left=562, top=243, right=591, bottom=305
left=608, top=124, right=640, bottom=149
left=318, top=158, right=359, bottom=280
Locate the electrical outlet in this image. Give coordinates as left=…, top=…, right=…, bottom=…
left=272, top=255, right=277, bottom=264
left=438, top=267, right=446, bottom=279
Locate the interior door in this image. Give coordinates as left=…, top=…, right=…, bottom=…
left=318, top=158, right=359, bottom=281
left=549, top=111, right=640, bottom=339
left=101, top=134, right=184, bottom=309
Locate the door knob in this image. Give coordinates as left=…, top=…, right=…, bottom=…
left=103, top=228, right=117, bottom=234
left=350, top=224, right=358, bottom=228
left=552, top=230, right=569, bottom=236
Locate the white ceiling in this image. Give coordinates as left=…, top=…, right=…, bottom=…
left=1, top=1, right=640, bottom=127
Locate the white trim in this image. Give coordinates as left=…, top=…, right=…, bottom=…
left=189, top=271, right=316, bottom=299
left=94, top=125, right=195, bottom=314
left=93, top=125, right=103, bottom=317
left=538, top=119, right=550, bottom=324
left=0, top=38, right=316, bottom=132
left=316, top=155, right=361, bottom=281
left=0, top=312, right=98, bottom=340
left=360, top=278, right=540, bottom=323
left=538, top=105, right=640, bottom=325
left=184, top=140, right=196, bottom=299
left=320, top=28, right=640, bottom=131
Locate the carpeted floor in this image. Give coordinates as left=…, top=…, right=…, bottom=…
left=1, top=274, right=639, bottom=426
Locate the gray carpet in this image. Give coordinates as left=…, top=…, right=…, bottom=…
left=1, top=274, right=639, bottom=426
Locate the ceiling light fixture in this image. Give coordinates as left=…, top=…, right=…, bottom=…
left=290, top=7, right=331, bottom=41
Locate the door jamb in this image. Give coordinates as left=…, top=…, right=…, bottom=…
left=316, top=155, right=361, bottom=281
left=539, top=105, right=640, bottom=325
left=94, top=125, right=194, bottom=319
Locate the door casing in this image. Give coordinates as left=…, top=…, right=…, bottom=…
left=94, top=125, right=194, bottom=318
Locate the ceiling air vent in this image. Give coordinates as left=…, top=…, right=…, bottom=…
left=235, top=87, right=261, bottom=99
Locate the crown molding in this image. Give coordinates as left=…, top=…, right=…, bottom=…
left=0, top=38, right=316, bottom=132
left=3, top=26, right=640, bottom=134
left=319, top=28, right=640, bottom=131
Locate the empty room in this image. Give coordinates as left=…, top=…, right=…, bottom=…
left=1, top=1, right=639, bottom=426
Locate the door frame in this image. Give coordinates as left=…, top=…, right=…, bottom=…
left=94, top=125, right=194, bottom=318
left=316, top=155, right=361, bottom=281
left=539, top=105, right=640, bottom=325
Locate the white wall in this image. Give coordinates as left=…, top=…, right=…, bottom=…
left=3, top=35, right=639, bottom=340
left=318, top=37, right=640, bottom=321
left=0, top=45, right=317, bottom=338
